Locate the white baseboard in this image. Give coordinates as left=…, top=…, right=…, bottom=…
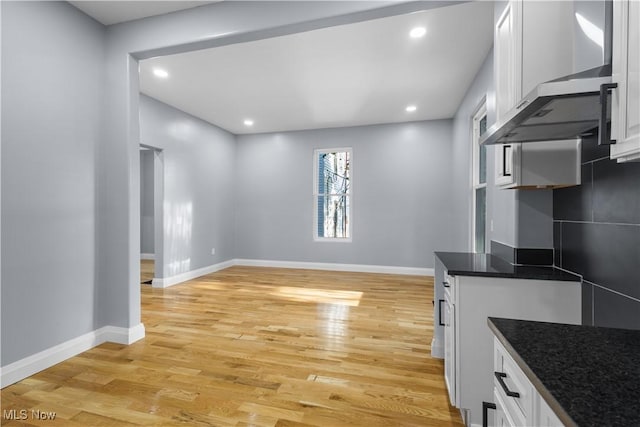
left=149, top=258, right=432, bottom=289
left=99, top=323, right=146, bottom=345
left=431, top=338, right=444, bottom=359
left=234, top=258, right=433, bottom=276
left=0, top=323, right=145, bottom=388
left=152, top=259, right=235, bottom=288
left=140, top=253, right=155, bottom=260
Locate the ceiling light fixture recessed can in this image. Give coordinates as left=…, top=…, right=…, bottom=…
left=406, top=105, right=417, bottom=113
left=244, top=119, right=254, bottom=126
left=153, top=68, right=169, bottom=78
left=409, top=26, right=427, bottom=38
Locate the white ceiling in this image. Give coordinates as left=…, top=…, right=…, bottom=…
left=69, top=1, right=220, bottom=26
left=139, top=1, right=494, bottom=135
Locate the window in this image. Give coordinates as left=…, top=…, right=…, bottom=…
left=472, top=102, right=487, bottom=253
left=314, top=148, right=351, bottom=241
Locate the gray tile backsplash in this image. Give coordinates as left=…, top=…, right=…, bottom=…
left=553, top=136, right=640, bottom=330
left=561, top=222, right=640, bottom=300
left=592, top=159, right=640, bottom=224
left=553, top=164, right=592, bottom=222
left=593, top=285, right=640, bottom=330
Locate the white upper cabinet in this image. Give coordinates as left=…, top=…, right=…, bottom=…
left=610, top=0, right=640, bottom=162
left=495, top=1, right=522, bottom=122
left=494, top=0, right=574, bottom=120
left=520, top=1, right=574, bottom=96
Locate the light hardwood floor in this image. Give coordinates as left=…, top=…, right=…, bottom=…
left=1, top=266, right=464, bottom=426
left=141, top=259, right=154, bottom=284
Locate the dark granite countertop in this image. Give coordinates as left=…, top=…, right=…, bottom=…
left=435, top=251, right=580, bottom=281
left=488, top=317, right=640, bottom=427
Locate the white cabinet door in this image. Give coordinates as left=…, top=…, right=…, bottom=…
left=495, top=1, right=522, bottom=121
left=520, top=1, right=573, bottom=96
left=495, top=0, right=574, bottom=122
left=611, top=0, right=640, bottom=162
left=443, top=289, right=456, bottom=407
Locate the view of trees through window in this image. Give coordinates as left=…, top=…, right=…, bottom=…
left=316, top=150, right=351, bottom=239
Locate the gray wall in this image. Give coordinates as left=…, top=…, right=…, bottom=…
left=235, top=121, right=453, bottom=268
left=140, top=149, right=154, bottom=254
left=139, top=95, right=236, bottom=277
left=1, top=1, right=105, bottom=365
left=515, top=190, right=553, bottom=248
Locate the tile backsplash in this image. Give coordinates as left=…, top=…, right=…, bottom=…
left=553, top=136, right=640, bottom=330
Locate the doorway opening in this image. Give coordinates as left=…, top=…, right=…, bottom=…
left=139, top=144, right=164, bottom=285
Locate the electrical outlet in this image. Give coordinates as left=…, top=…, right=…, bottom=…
left=211, top=248, right=216, bottom=255
left=490, top=220, right=494, bottom=232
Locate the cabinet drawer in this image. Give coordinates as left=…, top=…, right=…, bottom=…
left=494, top=338, right=533, bottom=422
left=494, top=386, right=525, bottom=427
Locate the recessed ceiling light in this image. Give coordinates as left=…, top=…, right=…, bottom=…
left=406, top=105, right=417, bottom=113
left=244, top=119, right=254, bottom=126
left=153, top=68, right=169, bottom=78
left=409, top=26, right=427, bottom=38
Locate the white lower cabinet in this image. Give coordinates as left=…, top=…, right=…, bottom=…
left=536, top=393, right=564, bottom=427
left=492, top=338, right=564, bottom=427
left=494, top=388, right=520, bottom=427
left=442, top=275, right=580, bottom=426
left=443, top=282, right=456, bottom=406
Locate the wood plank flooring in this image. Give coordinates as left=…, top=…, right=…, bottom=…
left=140, top=260, right=154, bottom=284
left=1, top=266, right=464, bottom=426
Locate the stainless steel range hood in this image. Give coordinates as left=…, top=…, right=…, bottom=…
left=480, top=66, right=613, bottom=145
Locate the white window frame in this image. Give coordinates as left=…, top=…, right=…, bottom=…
left=313, top=147, right=352, bottom=243
left=471, top=100, right=487, bottom=253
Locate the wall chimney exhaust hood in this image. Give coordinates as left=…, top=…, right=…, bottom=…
left=480, top=65, right=613, bottom=146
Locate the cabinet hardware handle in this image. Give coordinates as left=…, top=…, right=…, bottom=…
left=495, top=372, right=520, bottom=398
left=443, top=281, right=450, bottom=288
left=482, top=401, right=497, bottom=427
left=502, top=145, right=512, bottom=177
left=598, top=82, right=618, bottom=146
left=438, top=299, right=445, bottom=326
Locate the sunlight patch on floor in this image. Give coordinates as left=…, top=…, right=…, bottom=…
left=272, top=286, right=362, bottom=306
